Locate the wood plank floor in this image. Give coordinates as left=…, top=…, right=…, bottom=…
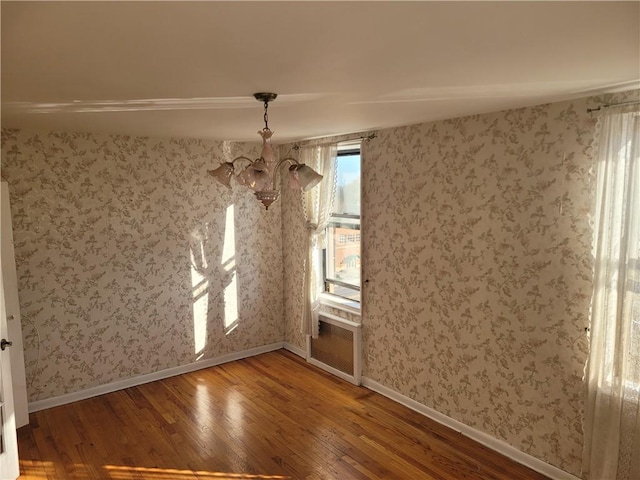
left=17, top=349, right=549, bottom=480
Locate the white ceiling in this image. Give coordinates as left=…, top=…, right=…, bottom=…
left=2, top=1, right=639, bottom=143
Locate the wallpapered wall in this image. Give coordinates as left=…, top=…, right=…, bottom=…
left=282, top=90, right=638, bottom=477
left=1, top=130, right=285, bottom=401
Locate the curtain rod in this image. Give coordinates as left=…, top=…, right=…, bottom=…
left=292, top=133, right=377, bottom=151
left=587, top=100, right=640, bottom=113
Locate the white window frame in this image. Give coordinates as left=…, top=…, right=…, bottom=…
left=321, top=142, right=362, bottom=312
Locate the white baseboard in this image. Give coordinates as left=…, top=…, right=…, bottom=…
left=361, top=377, right=581, bottom=480
left=29, top=342, right=285, bottom=413
left=283, top=341, right=306, bottom=358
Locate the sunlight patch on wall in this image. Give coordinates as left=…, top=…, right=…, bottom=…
left=191, top=237, right=209, bottom=360
left=222, top=204, right=239, bottom=335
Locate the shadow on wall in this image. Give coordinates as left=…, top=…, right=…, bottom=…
left=189, top=203, right=240, bottom=361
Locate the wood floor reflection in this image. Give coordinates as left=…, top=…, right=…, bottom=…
left=17, top=350, right=549, bottom=479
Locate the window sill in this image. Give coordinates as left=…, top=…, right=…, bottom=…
left=319, top=293, right=361, bottom=316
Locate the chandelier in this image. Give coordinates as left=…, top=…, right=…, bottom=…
left=207, top=92, right=323, bottom=209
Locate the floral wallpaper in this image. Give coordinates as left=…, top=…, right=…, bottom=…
left=282, top=90, right=639, bottom=477
left=1, top=129, right=284, bottom=401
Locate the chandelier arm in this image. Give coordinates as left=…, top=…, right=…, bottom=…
left=278, top=157, right=301, bottom=166
left=270, top=157, right=301, bottom=189
left=230, top=156, right=259, bottom=169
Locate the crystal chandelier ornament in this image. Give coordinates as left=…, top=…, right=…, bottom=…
left=207, top=93, right=323, bottom=209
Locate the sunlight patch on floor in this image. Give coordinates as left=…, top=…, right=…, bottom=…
left=103, top=465, right=291, bottom=479
left=19, top=461, right=291, bottom=479
left=17, top=466, right=48, bottom=479
left=19, top=460, right=81, bottom=479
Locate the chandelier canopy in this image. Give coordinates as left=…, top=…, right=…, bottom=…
left=207, top=92, right=323, bottom=209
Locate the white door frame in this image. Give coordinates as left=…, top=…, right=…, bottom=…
left=0, top=264, right=20, bottom=480
left=0, top=182, right=28, bottom=428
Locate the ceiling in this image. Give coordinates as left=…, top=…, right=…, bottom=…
left=2, top=1, right=639, bottom=143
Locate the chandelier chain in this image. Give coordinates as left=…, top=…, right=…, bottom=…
left=263, top=101, right=269, bottom=130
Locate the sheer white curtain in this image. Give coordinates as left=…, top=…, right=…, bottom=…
left=583, top=104, right=640, bottom=480
left=300, top=144, right=337, bottom=337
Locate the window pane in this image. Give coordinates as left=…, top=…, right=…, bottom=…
left=326, top=225, right=360, bottom=302
left=333, top=154, right=360, bottom=215
left=324, top=149, right=361, bottom=302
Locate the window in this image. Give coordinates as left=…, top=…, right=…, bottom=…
left=631, top=258, right=640, bottom=389
left=324, top=144, right=361, bottom=302
left=582, top=105, right=639, bottom=479
left=590, top=108, right=640, bottom=392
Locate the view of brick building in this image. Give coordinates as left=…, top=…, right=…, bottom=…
left=325, top=153, right=361, bottom=301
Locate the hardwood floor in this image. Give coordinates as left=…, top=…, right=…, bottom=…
left=17, top=350, right=549, bottom=480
